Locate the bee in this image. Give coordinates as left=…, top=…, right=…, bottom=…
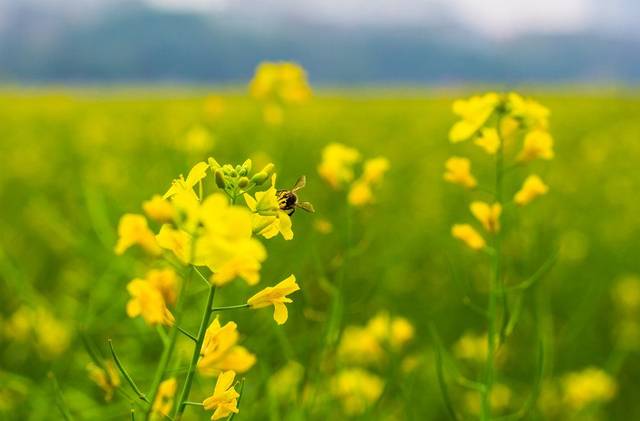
left=277, top=176, right=315, bottom=216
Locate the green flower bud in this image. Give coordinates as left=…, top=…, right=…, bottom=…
left=215, top=169, right=226, bottom=189
left=260, top=163, right=275, bottom=177
left=238, top=176, right=250, bottom=188
left=208, top=157, right=221, bottom=171
left=251, top=171, right=269, bottom=185
left=242, top=159, right=252, bottom=173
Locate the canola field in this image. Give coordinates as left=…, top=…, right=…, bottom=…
left=1, top=82, right=640, bottom=421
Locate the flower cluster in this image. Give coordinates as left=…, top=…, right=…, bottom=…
left=249, top=61, right=312, bottom=125
left=111, top=157, right=310, bottom=419
left=318, top=142, right=390, bottom=207
left=446, top=92, right=553, bottom=251
left=333, top=312, right=415, bottom=415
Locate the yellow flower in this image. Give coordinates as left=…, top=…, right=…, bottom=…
left=444, top=157, right=477, bottom=189
left=514, top=175, right=548, bottom=206
left=152, top=378, right=177, bottom=417
left=453, top=331, right=488, bottom=362
left=348, top=179, right=373, bottom=206
left=143, top=195, right=175, bottom=223
left=612, top=276, right=640, bottom=313
left=126, top=279, right=175, bottom=326
left=365, top=312, right=415, bottom=351
left=247, top=275, right=300, bottom=325
left=452, top=224, right=486, bottom=250
left=517, top=129, right=554, bottom=162
left=338, top=326, right=384, bottom=365
left=156, top=225, right=194, bottom=264
left=198, top=317, right=256, bottom=377
left=470, top=201, right=502, bottom=233
left=313, top=218, right=333, bottom=234
left=268, top=361, right=304, bottom=402
left=3, top=306, right=71, bottom=358
left=474, top=128, right=500, bottom=155
left=507, top=93, right=550, bottom=129
left=244, top=175, right=293, bottom=240
left=331, top=369, right=384, bottom=416
left=203, top=371, right=240, bottom=420
left=318, top=143, right=361, bottom=189
left=347, top=157, right=390, bottom=207
left=561, top=367, right=617, bottom=410
left=87, top=361, right=120, bottom=401
left=182, top=126, right=215, bottom=152
left=114, top=214, right=162, bottom=256
left=163, top=161, right=209, bottom=200
left=250, top=62, right=312, bottom=104
left=464, top=383, right=512, bottom=415
left=362, top=157, right=390, bottom=184
left=198, top=194, right=267, bottom=286
left=146, top=268, right=179, bottom=305
left=449, top=93, right=500, bottom=143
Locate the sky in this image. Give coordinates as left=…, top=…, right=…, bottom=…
left=144, top=0, right=638, bottom=39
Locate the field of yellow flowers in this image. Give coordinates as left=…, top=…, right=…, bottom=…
left=1, top=74, right=640, bottom=420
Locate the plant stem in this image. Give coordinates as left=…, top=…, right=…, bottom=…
left=211, top=303, right=250, bottom=312
left=145, top=268, right=193, bottom=420
left=108, top=339, right=150, bottom=404
left=174, top=282, right=217, bottom=419
left=481, top=114, right=506, bottom=421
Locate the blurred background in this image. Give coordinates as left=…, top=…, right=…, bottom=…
left=2, top=1, right=640, bottom=421
left=1, top=0, right=639, bottom=84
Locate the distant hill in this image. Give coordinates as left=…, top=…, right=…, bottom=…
left=1, top=4, right=639, bottom=84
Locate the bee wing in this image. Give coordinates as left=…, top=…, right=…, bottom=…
left=291, top=175, right=306, bottom=192
left=296, top=201, right=315, bottom=213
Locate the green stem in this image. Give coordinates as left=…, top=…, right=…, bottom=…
left=145, top=268, right=193, bottom=420
left=481, top=114, right=506, bottom=421
left=211, top=303, right=250, bottom=312
left=174, top=283, right=217, bottom=419
left=177, top=326, right=197, bottom=342
left=108, top=339, right=150, bottom=404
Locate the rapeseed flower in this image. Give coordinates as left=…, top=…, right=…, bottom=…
left=202, top=371, right=240, bottom=420
left=470, top=201, right=502, bottom=233
left=146, top=268, right=179, bottom=305
left=366, top=311, right=415, bottom=351
left=453, top=331, right=488, bottom=362
left=348, top=157, right=390, bottom=206
left=198, top=317, right=256, bottom=377
left=452, top=224, right=486, bottom=250
left=449, top=93, right=500, bottom=143
left=444, top=157, right=477, bottom=189
left=86, top=362, right=120, bottom=401
left=143, top=195, right=175, bottom=223
left=338, top=326, right=384, bottom=365
left=156, top=225, right=195, bottom=264
left=198, top=194, right=267, bottom=286
left=517, top=129, right=554, bottom=162
left=244, top=175, right=293, bottom=240
left=514, top=175, right=549, bottom=206
left=250, top=62, right=312, bottom=104
left=247, top=275, right=300, bottom=325
left=561, top=367, right=616, bottom=410
left=126, top=279, right=175, bottom=326
left=114, top=214, right=162, bottom=256
left=163, top=161, right=209, bottom=200
left=474, top=128, right=500, bottom=155
left=318, top=143, right=361, bottom=189
left=331, top=368, right=384, bottom=416
left=507, top=93, right=550, bottom=129
left=152, top=378, right=177, bottom=417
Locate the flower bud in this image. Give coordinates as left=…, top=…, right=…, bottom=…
left=251, top=171, right=269, bottom=185
left=215, top=169, right=226, bottom=189
left=242, top=159, right=252, bottom=173
left=260, top=163, right=275, bottom=177
left=208, top=157, right=221, bottom=171
left=238, top=177, right=250, bottom=188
